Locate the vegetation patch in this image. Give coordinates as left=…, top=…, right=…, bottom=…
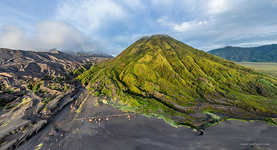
left=76, top=94, right=90, bottom=113
left=43, top=97, right=52, bottom=106
left=70, top=66, right=87, bottom=77
left=0, top=83, right=5, bottom=91
left=27, top=81, right=42, bottom=93
left=265, top=118, right=277, bottom=126
left=35, top=143, right=43, bottom=150
left=2, top=88, right=14, bottom=94
left=203, top=111, right=221, bottom=120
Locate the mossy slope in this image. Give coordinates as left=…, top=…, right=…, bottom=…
left=78, top=35, right=277, bottom=128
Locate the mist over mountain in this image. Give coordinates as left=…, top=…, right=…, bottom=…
left=208, top=44, right=277, bottom=62
left=74, top=51, right=114, bottom=58
left=45, top=48, right=114, bottom=58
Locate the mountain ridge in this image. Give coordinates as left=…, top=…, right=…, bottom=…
left=0, top=47, right=109, bottom=108
left=0, top=47, right=112, bottom=149
left=208, top=44, right=277, bottom=62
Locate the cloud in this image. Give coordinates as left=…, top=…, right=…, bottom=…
left=0, top=21, right=98, bottom=51
left=1, top=0, right=277, bottom=55
left=156, top=17, right=175, bottom=29
left=207, top=0, right=230, bottom=14
left=55, top=0, right=127, bottom=32
left=207, top=0, right=250, bottom=14
left=157, top=16, right=208, bottom=32
left=233, top=40, right=277, bottom=47
left=0, top=26, right=26, bottom=48
left=174, top=20, right=207, bottom=32
left=155, top=0, right=277, bottom=51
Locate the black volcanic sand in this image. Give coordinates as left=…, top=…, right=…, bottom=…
left=18, top=94, right=277, bottom=150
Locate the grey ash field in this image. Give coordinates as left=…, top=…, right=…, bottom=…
left=0, top=36, right=277, bottom=150
left=17, top=92, right=277, bottom=150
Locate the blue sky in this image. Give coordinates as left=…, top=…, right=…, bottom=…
left=0, top=0, right=277, bottom=55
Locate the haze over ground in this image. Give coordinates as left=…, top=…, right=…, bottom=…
left=0, top=0, right=277, bottom=55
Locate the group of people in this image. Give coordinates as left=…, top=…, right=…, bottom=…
left=87, top=114, right=133, bottom=125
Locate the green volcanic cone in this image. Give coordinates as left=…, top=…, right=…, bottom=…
left=78, top=35, right=277, bottom=128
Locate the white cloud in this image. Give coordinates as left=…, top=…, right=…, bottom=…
left=207, top=0, right=250, bottom=14
left=208, top=0, right=229, bottom=14
left=174, top=20, right=207, bottom=32
left=55, top=0, right=127, bottom=32
left=0, top=26, right=26, bottom=49
left=157, top=16, right=207, bottom=32
left=0, top=21, right=98, bottom=51
left=233, top=40, right=277, bottom=47
left=198, top=44, right=225, bottom=51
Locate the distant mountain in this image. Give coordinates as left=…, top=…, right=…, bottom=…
left=78, top=35, right=277, bottom=128
left=208, top=44, right=277, bottom=62
left=44, top=48, right=114, bottom=58
left=75, top=51, right=114, bottom=58
left=46, top=48, right=60, bottom=54
left=0, top=48, right=107, bottom=76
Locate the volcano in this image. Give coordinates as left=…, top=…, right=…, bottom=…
left=78, top=35, right=277, bottom=128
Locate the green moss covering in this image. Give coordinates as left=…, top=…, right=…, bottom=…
left=77, top=35, right=277, bottom=128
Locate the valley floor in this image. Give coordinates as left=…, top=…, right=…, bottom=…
left=237, top=62, right=277, bottom=78
left=17, top=90, right=277, bottom=150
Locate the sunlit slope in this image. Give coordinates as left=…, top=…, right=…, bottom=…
left=78, top=35, right=277, bottom=127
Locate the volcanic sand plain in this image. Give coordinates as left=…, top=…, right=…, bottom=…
left=17, top=92, right=277, bottom=150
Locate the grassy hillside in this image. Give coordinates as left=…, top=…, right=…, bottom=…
left=237, top=62, right=277, bottom=78
left=78, top=35, right=277, bottom=129
left=208, top=45, right=277, bottom=62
